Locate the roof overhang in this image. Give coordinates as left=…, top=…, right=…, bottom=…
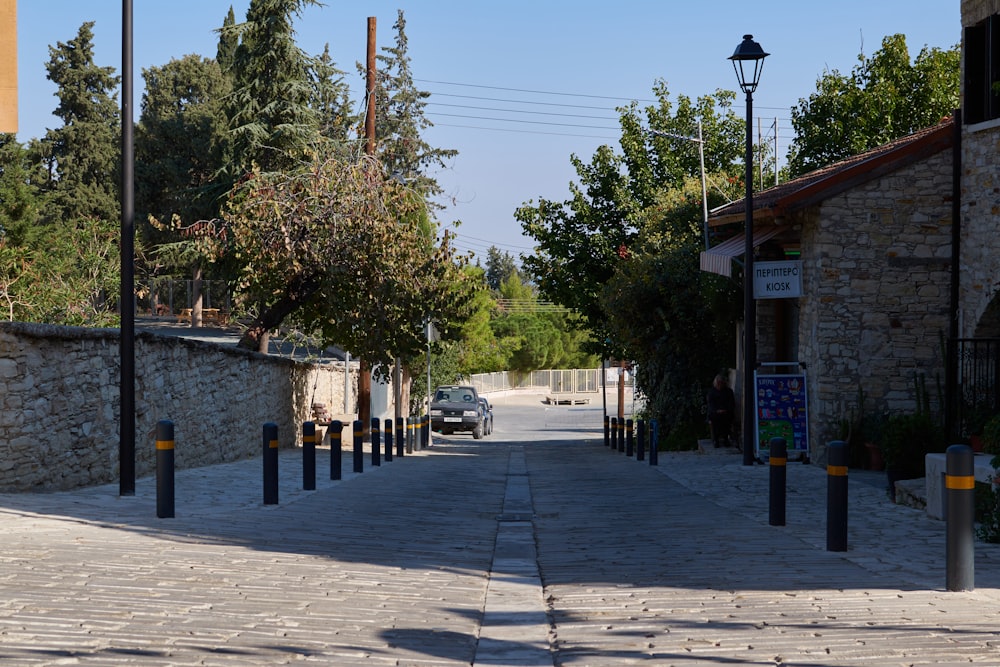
left=699, top=227, right=781, bottom=277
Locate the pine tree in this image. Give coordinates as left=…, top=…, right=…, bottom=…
left=367, top=10, right=456, bottom=208
left=40, top=22, right=121, bottom=225
left=225, top=0, right=321, bottom=174
left=310, top=44, right=355, bottom=144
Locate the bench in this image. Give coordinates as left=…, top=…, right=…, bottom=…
left=175, top=308, right=228, bottom=325
left=924, top=452, right=997, bottom=519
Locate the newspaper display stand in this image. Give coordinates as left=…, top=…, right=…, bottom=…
left=753, top=362, right=809, bottom=460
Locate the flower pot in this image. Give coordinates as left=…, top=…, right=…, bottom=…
left=971, top=434, right=985, bottom=453
left=865, top=441, right=885, bottom=471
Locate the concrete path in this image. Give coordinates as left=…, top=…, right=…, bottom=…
left=0, top=400, right=999, bottom=665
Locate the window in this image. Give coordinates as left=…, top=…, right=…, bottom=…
left=965, top=14, right=1000, bottom=124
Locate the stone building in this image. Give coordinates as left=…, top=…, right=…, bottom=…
left=702, top=0, right=1000, bottom=465
left=705, top=119, right=956, bottom=461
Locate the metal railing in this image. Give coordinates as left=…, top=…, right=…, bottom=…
left=954, top=338, right=1000, bottom=436
left=466, top=368, right=633, bottom=395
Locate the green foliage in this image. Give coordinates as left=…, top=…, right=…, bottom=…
left=975, top=480, right=1000, bottom=543
left=221, top=150, right=473, bottom=368
left=484, top=246, right=519, bottom=292
left=787, top=34, right=959, bottom=177
left=982, top=414, right=1000, bottom=455
left=224, top=0, right=322, bottom=174
left=38, top=21, right=121, bottom=226
left=0, top=135, right=39, bottom=246
left=518, top=85, right=744, bottom=359
left=600, top=239, right=739, bottom=437
left=136, top=54, right=231, bottom=249
left=365, top=10, right=457, bottom=209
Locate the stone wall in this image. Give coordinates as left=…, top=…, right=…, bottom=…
left=0, top=322, right=352, bottom=491
left=795, top=148, right=953, bottom=451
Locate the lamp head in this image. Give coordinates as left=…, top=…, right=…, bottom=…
left=729, top=34, right=768, bottom=94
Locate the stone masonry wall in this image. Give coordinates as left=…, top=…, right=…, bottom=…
left=796, top=148, right=953, bottom=453
left=0, top=322, right=352, bottom=491
left=960, top=123, right=1000, bottom=336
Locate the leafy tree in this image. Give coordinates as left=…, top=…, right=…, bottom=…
left=220, top=150, right=473, bottom=364
left=787, top=34, right=959, bottom=177
left=366, top=10, right=456, bottom=205
left=453, top=265, right=507, bottom=374
left=519, top=85, right=742, bottom=358
left=224, top=0, right=320, bottom=174
left=599, top=178, right=740, bottom=442
left=137, top=54, right=231, bottom=244
left=38, top=21, right=121, bottom=226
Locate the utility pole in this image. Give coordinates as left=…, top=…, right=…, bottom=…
left=119, top=0, right=136, bottom=495
left=358, top=16, right=376, bottom=435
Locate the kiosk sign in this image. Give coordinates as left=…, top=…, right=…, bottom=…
left=754, top=260, right=802, bottom=299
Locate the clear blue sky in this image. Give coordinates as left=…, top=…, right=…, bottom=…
left=16, top=1, right=960, bottom=259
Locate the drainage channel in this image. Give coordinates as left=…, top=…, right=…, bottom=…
left=473, top=445, right=554, bottom=666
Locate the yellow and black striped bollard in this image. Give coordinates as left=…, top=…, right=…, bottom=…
left=946, top=444, right=975, bottom=591
left=353, top=420, right=364, bottom=474
left=330, top=420, right=343, bottom=481
left=263, top=422, right=279, bottom=505
left=303, top=421, right=316, bottom=491
left=768, top=437, right=787, bottom=527
left=156, top=420, right=174, bottom=518
left=826, top=440, right=848, bottom=551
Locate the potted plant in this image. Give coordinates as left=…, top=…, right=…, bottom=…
left=981, top=413, right=1000, bottom=457
left=860, top=409, right=888, bottom=471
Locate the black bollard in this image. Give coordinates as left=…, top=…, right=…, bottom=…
left=423, top=415, right=430, bottom=448
left=649, top=419, right=659, bottom=466
left=155, top=419, right=175, bottom=518
left=407, top=418, right=415, bottom=454
left=330, top=420, right=343, bottom=480
left=604, top=415, right=610, bottom=447
left=396, top=417, right=405, bottom=458
left=610, top=417, right=618, bottom=451
left=371, top=418, right=381, bottom=466
left=768, top=438, right=787, bottom=526
left=626, top=419, right=634, bottom=457
left=353, top=420, right=364, bottom=474
left=636, top=419, right=646, bottom=461
left=946, top=444, right=975, bottom=591
left=384, top=418, right=393, bottom=462
left=263, top=422, right=279, bottom=505
left=303, top=421, right=316, bottom=491
left=826, top=440, right=848, bottom=551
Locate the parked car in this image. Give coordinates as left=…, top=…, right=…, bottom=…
left=478, top=397, right=493, bottom=435
left=430, top=385, right=485, bottom=439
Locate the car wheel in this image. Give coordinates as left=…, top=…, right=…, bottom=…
left=473, top=420, right=484, bottom=440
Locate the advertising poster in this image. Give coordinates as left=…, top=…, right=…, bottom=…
left=754, top=372, right=809, bottom=458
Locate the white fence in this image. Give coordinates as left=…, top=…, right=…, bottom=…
left=466, top=368, right=633, bottom=395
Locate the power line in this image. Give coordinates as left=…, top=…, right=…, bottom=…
left=431, top=121, right=618, bottom=140
left=430, top=91, right=617, bottom=111
left=427, top=101, right=619, bottom=121
left=430, top=112, right=618, bottom=131
left=417, top=78, right=654, bottom=104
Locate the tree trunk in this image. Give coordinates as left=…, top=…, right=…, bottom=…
left=191, top=263, right=203, bottom=328
left=237, top=273, right=320, bottom=353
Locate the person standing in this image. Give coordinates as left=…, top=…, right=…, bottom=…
left=707, top=374, right=736, bottom=448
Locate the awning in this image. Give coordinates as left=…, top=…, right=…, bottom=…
left=699, top=227, right=781, bottom=277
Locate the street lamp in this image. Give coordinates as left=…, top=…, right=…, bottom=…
left=729, top=34, right=768, bottom=466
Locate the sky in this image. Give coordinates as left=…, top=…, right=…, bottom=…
left=15, top=1, right=961, bottom=261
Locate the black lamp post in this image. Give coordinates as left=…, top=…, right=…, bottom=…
left=729, top=34, right=768, bottom=466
